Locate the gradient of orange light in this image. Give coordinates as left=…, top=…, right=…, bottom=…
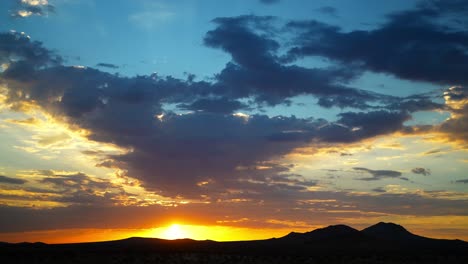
left=0, top=226, right=299, bottom=244
left=1, top=219, right=468, bottom=244
left=147, top=224, right=295, bottom=241
left=0, top=229, right=149, bottom=244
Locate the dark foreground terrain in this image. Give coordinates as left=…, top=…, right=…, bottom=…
left=1, top=222, right=467, bottom=264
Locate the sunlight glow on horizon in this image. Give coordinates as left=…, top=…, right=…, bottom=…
left=159, top=224, right=186, bottom=240
left=146, top=224, right=300, bottom=242
left=2, top=218, right=468, bottom=244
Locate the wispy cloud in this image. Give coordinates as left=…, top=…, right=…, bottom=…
left=128, top=2, right=175, bottom=31
left=353, top=167, right=402, bottom=181
left=315, top=6, right=339, bottom=17
left=96, top=63, right=119, bottom=69
left=412, top=168, right=431, bottom=176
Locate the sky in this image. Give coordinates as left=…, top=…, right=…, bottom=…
left=0, top=0, right=467, bottom=243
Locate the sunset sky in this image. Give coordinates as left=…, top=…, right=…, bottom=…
left=0, top=0, right=467, bottom=243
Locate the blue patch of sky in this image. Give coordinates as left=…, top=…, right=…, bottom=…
left=0, top=0, right=419, bottom=79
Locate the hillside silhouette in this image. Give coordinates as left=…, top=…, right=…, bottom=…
left=1, top=222, right=467, bottom=264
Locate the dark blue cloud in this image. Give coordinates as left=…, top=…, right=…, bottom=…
left=317, top=111, right=411, bottom=143
left=286, top=0, right=468, bottom=86
left=0, top=32, right=61, bottom=67
left=387, top=98, right=445, bottom=113
left=204, top=15, right=391, bottom=107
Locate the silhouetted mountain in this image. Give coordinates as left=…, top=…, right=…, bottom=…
left=281, top=224, right=369, bottom=249
left=284, top=224, right=360, bottom=241
left=361, top=222, right=468, bottom=251
left=362, top=222, right=424, bottom=242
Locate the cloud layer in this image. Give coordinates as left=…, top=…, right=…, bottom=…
left=0, top=26, right=427, bottom=199
left=0, top=0, right=467, bottom=235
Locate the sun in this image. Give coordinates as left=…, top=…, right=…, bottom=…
left=160, top=224, right=187, bottom=240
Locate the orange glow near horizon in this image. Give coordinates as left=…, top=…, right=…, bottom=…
left=146, top=224, right=296, bottom=242
left=0, top=225, right=302, bottom=244
left=1, top=221, right=468, bottom=244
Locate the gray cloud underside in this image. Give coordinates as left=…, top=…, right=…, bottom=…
left=1, top=187, right=467, bottom=232
left=0, top=175, right=26, bottom=185
left=412, top=167, right=431, bottom=176
left=0, top=171, right=128, bottom=206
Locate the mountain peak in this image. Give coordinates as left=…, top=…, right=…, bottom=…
left=375, top=222, right=405, bottom=228
left=362, top=222, right=419, bottom=241
left=314, top=224, right=359, bottom=234
left=364, top=222, right=409, bottom=232
left=283, top=224, right=360, bottom=241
